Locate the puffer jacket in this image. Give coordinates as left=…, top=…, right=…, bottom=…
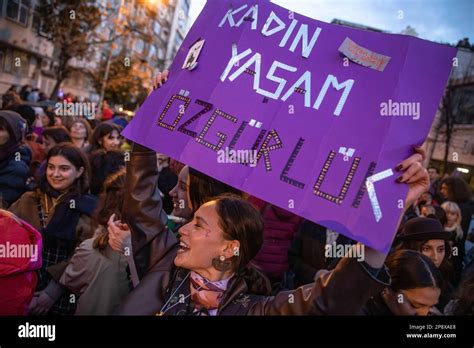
left=0, top=210, right=42, bottom=315
left=0, top=110, right=31, bottom=209
left=117, top=143, right=390, bottom=315
left=0, top=145, right=31, bottom=208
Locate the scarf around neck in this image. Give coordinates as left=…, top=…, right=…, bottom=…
left=190, top=271, right=232, bottom=313
left=40, top=189, right=97, bottom=248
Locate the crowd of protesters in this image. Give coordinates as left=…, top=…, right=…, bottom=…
left=0, top=75, right=473, bottom=316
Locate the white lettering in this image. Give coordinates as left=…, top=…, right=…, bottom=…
left=313, top=74, right=354, bottom=116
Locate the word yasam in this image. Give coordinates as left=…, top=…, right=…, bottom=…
left=219, top=4, right=355, bottom=116
left=157, top=93, right=392, bottom=217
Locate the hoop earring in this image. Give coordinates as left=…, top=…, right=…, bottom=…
left=212, top=255, right=232, bottom=272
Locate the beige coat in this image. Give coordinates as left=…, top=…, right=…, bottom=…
left=60, top=233, right=130, bottom=315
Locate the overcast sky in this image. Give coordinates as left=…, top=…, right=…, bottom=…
left=188, top=0, right=474, bottom=45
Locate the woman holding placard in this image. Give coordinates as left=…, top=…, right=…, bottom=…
left=108, top=72, right=430, bottom=315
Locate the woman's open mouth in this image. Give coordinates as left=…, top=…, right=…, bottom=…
left=177, top=240, right=190, bottom=254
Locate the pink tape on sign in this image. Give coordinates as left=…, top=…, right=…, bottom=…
left=338, top=37, right=391, bottom=72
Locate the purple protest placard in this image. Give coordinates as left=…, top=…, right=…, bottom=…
left=122, top=0, right=456, bottom=252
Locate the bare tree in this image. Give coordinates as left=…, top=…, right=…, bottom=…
left=35, top=0, right=102, bottom=99
left=36, top=0, right=154, bottom=100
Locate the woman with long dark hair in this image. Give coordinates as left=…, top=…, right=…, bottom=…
left=111, top=144, right=428, bottom=316
left=395, top=217, right=454, bottom=311
left=89, top=149, right=125, bottom=195
left=112, top=150, right=427, bottom=315
left=89, top=123, right=122, bottom=153
left=42, top=126, right=72, bottom=154
left=111, top=159, right=243, bottom=282
left=9, top=143, right=97, bottom=315
left=59, top=169, right=131, bottom=315
left=108, top=72, right=430, bottom=315
left=362, top=250, right=443, bottom=316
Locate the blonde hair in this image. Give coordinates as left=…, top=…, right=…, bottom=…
left=441, top=201, right=463, bottom=240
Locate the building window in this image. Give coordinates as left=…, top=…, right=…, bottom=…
left=112, top=38, right=123, bottom=56
left=180, top=0, right=190, bottom=19
left=6, top=0, right=30, bottom=26
left=452, top=85, right=474, bottom=125
left=174, top=35, right=182, bottom=49
left=160, top=28, right=169, bottom=41
left=157, top=47, right=164, bottom=60
left=0, top=48, right=30, bottom=76
left=135, top=39, right=145, bottom=53
left=153, top=21, right=161, bottom=35
left=157, top=6, right=167, bottom=21
left=2, top=49, right=13, bottom=73
left=32, top=10, right=48, bottom=37
left=148, top=45, right=156, bottom=59
left=171, top=46, right=178, bottom=60
left=182, top=0, right=190, bottom=14
left=14, top=50, right=30, bottom=76
left=178, top=17, right=187, bottom=32
left=41, top=58, right=51, bottom=71
left=29, top=55, right=37, bottom=75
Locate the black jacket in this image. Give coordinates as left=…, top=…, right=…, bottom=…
left=117, top=144, right=390, bottom=315
left=288, top=219, right=356, bottom=287
left=360, top=292, right=393, bottom=315
left=0, top=145, right=31, bottom=208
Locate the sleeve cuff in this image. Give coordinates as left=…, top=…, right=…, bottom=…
left=359, top=260, right=390, bottom=286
